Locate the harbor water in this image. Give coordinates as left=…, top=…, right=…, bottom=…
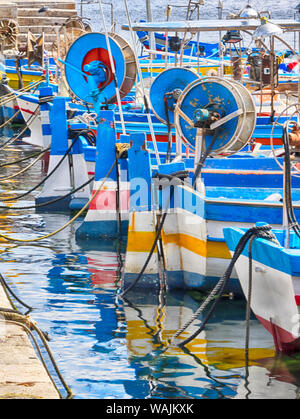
left=1, top=0, right=300, bottom=400
left=1, top=127, right=300, bottom=399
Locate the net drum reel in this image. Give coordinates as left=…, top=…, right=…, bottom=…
left=0, top=19, right=19, bottom=51
left=149, top=67, right=201, bottom=126
left=174, top=76, right=256, bottom=157
left=63, top=32, right=136, bottom=107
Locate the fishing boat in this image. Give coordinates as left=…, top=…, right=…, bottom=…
left=115, top=17, right=300, bottom=296
left=224, top=118, right=300, bottom=354
left=224, top=225, right=300, bottom=354
left=4, top=13, right=300, bottom=301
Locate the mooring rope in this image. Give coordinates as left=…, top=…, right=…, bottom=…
left=0, top=312, right=73, bottom=398
left=0, top=134, right=80, bottom=202
left=0, top=148, right=49, bottom=168
left=0, top=109, right=22, bottom=129
left=167, top=225, right=279, bottom=348
left=120, top=170, right=189, bottom=298
left=0, top=80, right=44, bottom=107
left=0, top=272, right=33, bottom=312
left=0, top=106, right=40, bottom=151
left=0, top=175, right=94, bottom=211
left=0, top=160, right=116, bottom=243
left=0, top=146, right=50, bottom=182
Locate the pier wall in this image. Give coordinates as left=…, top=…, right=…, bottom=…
left=0, top=283, right=60, bottom=399
left=0, top=0, right=79, bottom=49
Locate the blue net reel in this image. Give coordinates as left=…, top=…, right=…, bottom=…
left=149, top=67, right=200, bottom=126
left=64, top=32, right=136, bottom=105
left=175, top=77, right=256, bottom=156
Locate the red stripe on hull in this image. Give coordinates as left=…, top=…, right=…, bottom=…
left=295, top=295, right=300, bottom=306
left=14, top=105, right=35, bottom=115
left=257, top=314, right=300, bottom=354
left=89, top=189, right=129, bottom=211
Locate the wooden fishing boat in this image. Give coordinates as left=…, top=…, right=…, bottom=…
left=224, top=226, right=300, bottom=354
left=223, top=117, right=300, bottom=354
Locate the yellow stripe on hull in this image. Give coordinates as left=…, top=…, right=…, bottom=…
left=6, top=73, right=43, bottom=89
left=127, top=229, right=231, bottom=260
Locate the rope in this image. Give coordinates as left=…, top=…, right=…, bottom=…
left=0, top=175, right=94, bottom=211
left=0, top=80, right=44, bottom=107
left=0, top=148, right=49, bottom=168
left=0, top=134, right=80, bottom=202
left=0, top=109, right=22, bottom=129
left=0, top=161, right=116, bottom=243
left=120, top=171, right=189, bottom=298
left=0, top=105, right=40, bottom=151
left=163, top=225, right=279, bottom=349
left=115, top=142, right=130, bottom=159
left=0, top=272, right=33, bottom=312
left=0, top=312, right=72, bottom=398
left=0, top=146, right=50, bottom=182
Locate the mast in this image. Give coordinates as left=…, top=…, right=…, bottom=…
left=145, top=0, right=156, bottom=57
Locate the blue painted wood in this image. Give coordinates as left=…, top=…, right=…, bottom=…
left=224, top=226, right=300, bottom=276
left=49, top=96, right=68, bottom=156
left=94, top=110, right=117, bottom=182
left=128, top=132, right=152, bottom=212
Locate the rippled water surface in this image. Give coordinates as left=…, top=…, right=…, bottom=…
left=1, top=129, right=300, bottom=399
left=1, top=0, right=300, bottom=399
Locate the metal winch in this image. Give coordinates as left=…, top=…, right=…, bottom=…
left=174, top=76, right=257, bottom=156
left=63, top=32, right=137, bottom=108
left=149, top=68, right=257, bottom=157
left=149, top=67, right=200, bottom=126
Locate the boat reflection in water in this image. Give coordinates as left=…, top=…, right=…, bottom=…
left=122, top=289, right=300, bottom=399
left=0, top=189, right=299, bottom=398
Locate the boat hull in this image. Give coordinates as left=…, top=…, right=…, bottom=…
left=224, top=227, right=300, bottom=353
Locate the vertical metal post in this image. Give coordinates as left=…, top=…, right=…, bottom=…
left=98, top=0, right=126, bottom=135
left=217, top=0, right=223, bottom=42
left=194, top=128, right=204, bottom=175
left=123, top=0, right=161, bottom=165
left=146, top=0, right=156, bottom=59
left=282, top=159, right=290, bottom=248
left=165, top=5, right=172, bottom=68
left=270, top=35, right=275, bottom=123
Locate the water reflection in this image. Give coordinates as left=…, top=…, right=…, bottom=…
left=0, top=135, right=300, bottom=398
left=122, top=290, right=300, bottom=399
